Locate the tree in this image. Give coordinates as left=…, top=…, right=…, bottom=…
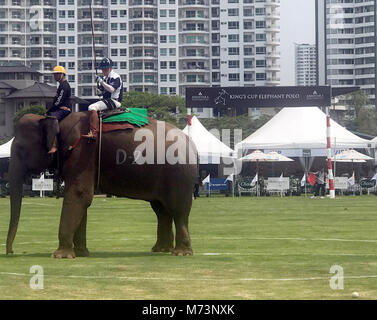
left=0, top=136, right=12, bottom=145
left=345, top=90, right=371, bottom=119
left=355, top=107, right=377, bottom=136
left=344, top=90, right=377, bottom=135
left=122, top=91, right=188, bottom=128
left=13, top=105, right=46, bottom=124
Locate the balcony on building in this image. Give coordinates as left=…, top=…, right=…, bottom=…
left=179, top=10, right=209, bottom=21
left=180, top=22, right=209, bottom=33
left=129, top=9, right=157, bottom=20
left=180, top=47, right=209, bottom=59
left=130, top=61, right=157, bottom=72
left=129, top=0, right=157, bottom=6
left=79, top=10, right=107, bottom=20
left=179, top=0, right=208, bottom=7
left=130, top=48, right=157, bottom=59
left=179, top=73, right=209, bottom=85
left=10, top=0, right=22, bottom=6
left=180, top=61, right=209, bottom=72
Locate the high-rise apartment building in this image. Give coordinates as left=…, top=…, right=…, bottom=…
left=316, top=0, right=377, bottom=107
left=0, top=0, right=280, bottom=116
left=295, top=43, right=316, bottom=86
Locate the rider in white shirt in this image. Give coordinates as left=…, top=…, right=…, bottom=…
left=83, top=57, right=123, bottom=139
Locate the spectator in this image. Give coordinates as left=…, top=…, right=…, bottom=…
left=311, top=168, right=327, bottom=199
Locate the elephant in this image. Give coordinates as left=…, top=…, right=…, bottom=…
left=6, top=111, right=198, bottom=258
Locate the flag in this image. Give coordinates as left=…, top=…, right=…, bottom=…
left=38, top=173, right=45, bottom=182
left=202, top=174, right=210, bottom=185
left=371, top=173, right=377, bottom=181
left=251, top=173, right=258, bottom=186
left=187, top=114, right=192, bottom=126
left=308, top=172, right=316, bottom=186
left=225, top=174, right=234, bottom=182
left=301, top=173, right=306, bottom=187
left=348, top=172, right=355, bottom=186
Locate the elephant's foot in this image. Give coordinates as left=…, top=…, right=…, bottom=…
left=152, top=244, right=174, bottom=253
left=74, top=247, right=90, bottom=257
left=152, top=241, right=174, bottom=252
left=51, top=248, right=76, bottom=259
left=171, top=247, right=193, bottom=256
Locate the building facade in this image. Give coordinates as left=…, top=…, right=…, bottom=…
left=0, top=0, right=280, bottom=117
left=316, top=0, right=377, bottom=107
left=294, top=43, right=317, bottom=86
left=0, top=65, right=44, bottom=137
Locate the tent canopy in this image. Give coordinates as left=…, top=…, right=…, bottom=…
left=183, top=116, right=235, bottom=164
left=0, top=138, right=13, bottom=158
left=236, top=107, right=372, bottom=152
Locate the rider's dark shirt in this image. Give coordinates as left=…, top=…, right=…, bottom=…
left=47, top=80, right=72, bottom=113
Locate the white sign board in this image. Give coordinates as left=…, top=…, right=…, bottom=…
left=267, top=177, right=290, bottom=191
left=32, top=179, right=54, bottom=191
left=326, top=177, right=348, bottom=190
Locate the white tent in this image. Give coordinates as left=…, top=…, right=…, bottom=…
left=0, top=138, right=13, bottom=159
left=183, top=116, right=235, bottom=164
left=236, top=107, right=372, bottom=156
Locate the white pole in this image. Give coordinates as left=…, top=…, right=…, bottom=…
left=187, top=108, right=192, bottom=138
left=256, top=160, right=259, bottom=197
left=333, top=137, right=337, bottom=178
left=304, top=172, right=308, bottom=197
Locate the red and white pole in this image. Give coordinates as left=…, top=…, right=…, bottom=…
left=326, top=107, right=335, bottom=198
left=187, top=108, right=192, bottom=137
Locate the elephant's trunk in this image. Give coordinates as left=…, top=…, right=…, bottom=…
left=6, top=154, right=24, bottom=255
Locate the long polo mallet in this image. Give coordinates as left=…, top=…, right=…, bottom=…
left=89, top=0, right=102, bottom=193
left=89, top=0, right=98, bottom=79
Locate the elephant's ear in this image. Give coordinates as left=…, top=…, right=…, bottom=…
left=39, top=116, right=60, bottom=152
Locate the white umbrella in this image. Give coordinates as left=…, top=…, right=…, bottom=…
left=240, top=150, right=293, bottom=196
left=332, top=149, right=373, bottom=161
left=265, top=151, right=294, bottom=183
left=265, top=151, right=294, bottom=162
left=239, top=150, right=271, bottom=196
left=240, top=150, right=274, bottom=162
left=332, top=149, right=373, bottom=181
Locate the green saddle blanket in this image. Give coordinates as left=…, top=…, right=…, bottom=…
left=102, top=108, right=149, bottom=127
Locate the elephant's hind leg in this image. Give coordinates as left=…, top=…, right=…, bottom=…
left=167, top=196, right=193, bottom=256
left=172, top=211, right=193, bottom=256
left=150, top=200, right=174, bottom=253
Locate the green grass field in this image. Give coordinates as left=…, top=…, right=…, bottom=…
left=0, top=195, right=377, bottom=300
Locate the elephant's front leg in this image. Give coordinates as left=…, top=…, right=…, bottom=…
left=52, top=184, right=93, bottom=259
left=73, top=212, right=90, bottom=257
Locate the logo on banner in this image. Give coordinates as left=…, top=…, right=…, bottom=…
left=214, top=89, right=230, bottom=106
left=191, top=91, right=210, bottom=103
left=306, top=90, right=325, bottom=101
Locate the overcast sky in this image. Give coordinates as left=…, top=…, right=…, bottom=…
left=280, top=0, right=316, bottom=85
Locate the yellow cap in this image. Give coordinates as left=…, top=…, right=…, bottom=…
left=52, top=66, right=66, bottom=74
